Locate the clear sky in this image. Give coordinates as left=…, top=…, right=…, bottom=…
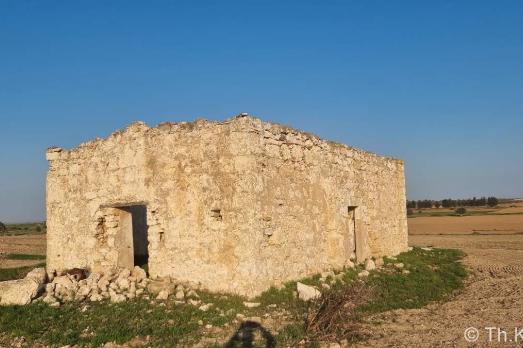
left=1, top=1, right=522, bottom=223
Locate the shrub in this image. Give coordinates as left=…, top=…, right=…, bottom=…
left=407, top=209, right=414, bottom=216
left=455, top=207, right=467, bottom=215
left=36, top=226, right=42, bottom=232
left=0, top=221, right=6, bottom=234
left=487, top=197, right=499, bottom=207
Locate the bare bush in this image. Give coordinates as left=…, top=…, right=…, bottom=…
left=306, top=281, right=374, bottom=342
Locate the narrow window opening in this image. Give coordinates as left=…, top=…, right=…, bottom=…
left=348, top=206, right=358, bottom=261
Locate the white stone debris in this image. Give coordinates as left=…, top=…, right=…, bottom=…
left=156, top=290, right=170, bottom=301
left=0, top=265, right=207, bottom=307
left=188, top=299, right=201, bottom=306
left=364, top=259, right=376, bottom=271
left=358, top=270, right=370, bottom=278
left=296, top=282, right=321, bottom=301
left=199, top=303, right=213, bottom=312
left=243, top=302, right=261, bottom=308
left=394, top=263, right=405, bottom=269
left=175, top=289, right=185, bottom=300
left=0, top=267, right=47, bottom=306
left=186, top=289, right=199, bottom=298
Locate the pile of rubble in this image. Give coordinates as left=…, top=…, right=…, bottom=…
left=296, top=254, right=412, bottom=302
left=0, top=265, right=205, bottom=307
left=41, top=266, right=208, bottom=307
left=42, top=266, right=149, bottom=306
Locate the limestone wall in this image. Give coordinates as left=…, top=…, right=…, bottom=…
left=245, top=118, right=408, bottom=293
left=46, top=115, right=407, bottom=297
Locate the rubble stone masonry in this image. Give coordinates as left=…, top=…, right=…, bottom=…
left=46, top=115, right=408, bottom=297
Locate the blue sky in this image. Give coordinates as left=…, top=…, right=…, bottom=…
left=1, top=1, right=522, bottom=223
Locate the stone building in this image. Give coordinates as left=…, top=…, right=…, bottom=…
left=46, top=115, right=408, bottom=297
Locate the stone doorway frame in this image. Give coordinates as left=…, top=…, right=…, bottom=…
left=98, top=202, right=149, bottom=270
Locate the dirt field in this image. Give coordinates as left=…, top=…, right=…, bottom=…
left=409, top=214, right=523, bottom=235
left=495, top=203, right=523, bottom=214
left=355, top=232, right=523, bottom=347
left=0, top=234, right=46, bottom=268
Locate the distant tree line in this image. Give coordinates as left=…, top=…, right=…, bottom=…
left=407, top=196, right=499, bottom=209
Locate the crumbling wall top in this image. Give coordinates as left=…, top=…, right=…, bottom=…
left=45, top=113, right=403, bottom=164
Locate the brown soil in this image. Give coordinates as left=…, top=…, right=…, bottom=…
left=408, top=214, right=523, bottom=235
left=415, top=201, right=523, bottom=216
left=0, top=234, right=46, bottom=268
left=355, top=233, right=523, bottom=347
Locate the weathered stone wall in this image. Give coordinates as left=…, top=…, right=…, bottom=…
left=46, top=115, right=407, bottom=297
left=245, top=118, right=408, bottom=293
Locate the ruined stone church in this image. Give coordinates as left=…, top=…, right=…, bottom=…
left=46, top=114, right=408, bottom=296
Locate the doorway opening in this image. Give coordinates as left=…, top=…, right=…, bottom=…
left=115, top=205, right=149, bottom=270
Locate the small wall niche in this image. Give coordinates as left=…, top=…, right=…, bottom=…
left=211, top=209, right=223, bottom=221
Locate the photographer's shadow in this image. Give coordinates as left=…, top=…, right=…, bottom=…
left=225, top=320, right=276, bottom=348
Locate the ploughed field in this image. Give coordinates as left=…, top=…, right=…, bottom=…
left=356, top=201, right=523, bottom=347
left=409, top=214, right=523, bottom=235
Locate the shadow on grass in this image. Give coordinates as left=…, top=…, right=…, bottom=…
left=225, top=321, right=276, bottom=348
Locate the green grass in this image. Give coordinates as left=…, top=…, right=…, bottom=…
left=0, top=263, right=46, bottom=281
left=275, top=323, right=309, bottom=347
left=360, top=248, right=467, bottom=314
left=0, top=300, right=203, bottom=347
left=5, top=254, right=46, bottom=261
left=0, top=248, right=467, bottom=347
